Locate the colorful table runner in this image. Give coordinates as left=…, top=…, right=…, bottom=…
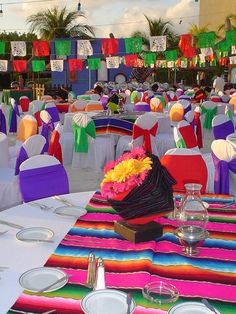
left=93, top=117, right=133, bottom=136
left=9, top=192, right=236, bottom=314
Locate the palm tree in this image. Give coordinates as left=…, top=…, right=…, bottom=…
left=26, top=6, right=95, bottom=40
left=131, top=15, right=178, bottom=49
left=217, top=14, right=236, bottom=38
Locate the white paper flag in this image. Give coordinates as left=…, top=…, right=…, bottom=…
left=77, top=40, right=93, bottom=56
left=150, top=36, right=166, bottom=52
left=106, top=56, right=120, bottom=69
left=167, top=61, right=174, bottom=68
left=11, top=41, right=26, bottom=56
left=229, top=56, right=236, bottom=64
left=232, top=46, right=236, bottom=55
left=200, top=47, right=213, bottom=56
left=50, top=60, right=64, bottom=72
left=0, top=60, right=8, bottom=72
left=199, top=54, right=206, bottom=63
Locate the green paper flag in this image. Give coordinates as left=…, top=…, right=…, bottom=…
left=32, top=60, right=46, bottom=72
left=55, top=40, right=71, bottom=56
left=124, top=37, right=142, bottom=54
left=143, top=52, right=156, bottom=66
left=165, top=50, right=178, bottom=61
left=87, top=58, right=101, bottom=70
left=217, top=40, right=229, bottom=52
left=226, top=30, right=236, bottom=46
left=0, top=41, right=5, bottom=54
left=198, top=32, right=215, bottom=48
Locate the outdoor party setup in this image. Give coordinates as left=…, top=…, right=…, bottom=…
left=1, top=24, right=236, bottom=314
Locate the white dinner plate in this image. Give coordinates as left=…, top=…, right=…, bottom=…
left=16, top=227, right=54, bottom=242
left=81, top=289, right=136, bottom=314
left=19, top=267, right=68, bottom=293
left=168, top=302, right=221, bottom=314
left=54, top=205, right=87, bottom=217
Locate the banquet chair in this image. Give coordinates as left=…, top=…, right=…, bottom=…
left=89, top=93, right=101, bottom=101
left=133, top=101, right=150, bottom=112
left=9, top=114, right=38, bottom=159
left=212, top=114, right=235, bottom=140
left=41, top=95, right=53, bottom=102
left=160, top=148, right=208, bottom=193
left=0, top=132, right=10, bottom=167
left=19, top=154, right=69, bottom=202
left=130, top=90, right=142, bottom=104
left=40, top=110, right=54, bottom=152
left=169, top=102, right=184, bottom=123
left=9, top=98, right=20, bottom=133
left=201, top=101, right=217, bottom=130
left=184, top=110, right=195, bottom=128
left=48, top=123, right=63, bottom=163
left=19, top=96, right=30, bottom=113
left=71, top=112, right=115, bottom=170
left=29, top=100, right=45, bottom=127
left=166, top=90, right=177, bottom=102
left=0, top=106, right=7, bottom=134
left=45, top=101, right=60, bottom=125
left=71, top=99, right=88, bottom=112
left=85, top=101, right=104, bottom=112
left=211, top=139, right=236, bottom=196
left=178, top=99, right=192, bottom=114
left=13, top=134, right=46, bottom=175
left=150, top=97, right=163, bottom=112
left=229, top=96, right=236, bottom=113
left=173, top=120, right=198, bottom=149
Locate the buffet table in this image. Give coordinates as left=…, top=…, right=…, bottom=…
left=7, top=191, right=236, bottom=314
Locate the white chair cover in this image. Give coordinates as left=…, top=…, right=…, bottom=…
left=0, top=132, right=9, bottom=167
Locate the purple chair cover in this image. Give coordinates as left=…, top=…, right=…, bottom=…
left=19, top=164, right=69, bottom=202
left=212, top=152, right=236, bottom=195
left=213, top=120, right=235, bottom=140
left=46, top=107, right=60, bottom=123
left=41, top=120, right=54, bottom=152
left=176, top=89, right=184, bottom=99
left=15, top=146, right=44, bottom=175
left=134, top=104, right=150, bottom=112
left=100, top=95, right=109, bottom=110
left=0, top=109, right=7, bottom=134
left=9, top=102, right=20, bottom=133
left=183, top=104, right=192, bottom=115
left=179, top=95, right=191, bottom=101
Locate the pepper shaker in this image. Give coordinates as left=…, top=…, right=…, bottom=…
left=86, top=252, right=96, bottom=288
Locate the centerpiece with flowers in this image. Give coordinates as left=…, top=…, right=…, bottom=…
left=100, top=147, right=176, bottom=229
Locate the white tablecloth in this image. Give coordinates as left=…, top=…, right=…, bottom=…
left=0, top=191, right=94, bottom=313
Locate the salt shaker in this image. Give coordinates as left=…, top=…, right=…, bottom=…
left=86, top=252, right=96, bottom=288
left=94, top=257, right=106, bottom=290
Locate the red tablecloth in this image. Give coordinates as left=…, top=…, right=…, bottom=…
left=55, top=103, right=69, bottom=113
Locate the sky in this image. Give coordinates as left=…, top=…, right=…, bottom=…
left=0, top=0, right=200, bottom=37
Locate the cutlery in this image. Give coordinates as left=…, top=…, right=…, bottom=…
left=53, top=195, right=74, bottom=207
left=37, top=275, right=69, bottom=293
left=18, top=238, right=54, bottom=243
left=126, top=292, right=132, bottom=314
left=221, top=202, right=236, bottom=208
left=0, top=219, right=23, bottom=229
left=0, top=230, right=9, bottom=236
left=201, top=298, right=218, bottom=314
left=10, top=309, right=56, bottom=314
left=29, top=202, right=54, bottom=210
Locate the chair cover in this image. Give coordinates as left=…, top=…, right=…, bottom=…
left=71, top=99, right=88, bottom=112
left=150, top=98, right=163, bottom=112
left=229, top=97, right=236, bottom=112
left=48, top=123, right=63, bottom=163
left=133, top=101, right=150, bottom=112
left=178, top=99, right=192, bottom=115
left=174, top=120, right=198, bottom=149
left=184, top=110, right=195, bottom=128
left=201, top=101, right=217, bottom=129
left=212, top=114, right=235, bottom=140
left=45, top=102, right=60, bottom=124
left=0, top=132, right=9, bottom=167
left=85, top=101, right=104, bottom=112
left=166, top=90, right=177, bottom=102
left=16, top=114, right=38, bottom=142
left=225, top=104, right=233, bottom=121
left=41, top=95, right=53, bottom=102
left=9, top=98, right=20, bottom=133
left=211, top=139, right=236, bottom=195
left=89, top=93, right=101, bottom=101
left=19, top=155, right=69, bottom=202
left=0, top=108, right=7, bottom=134
left=19, top=96, right=30, bottom=112
left=15, top=134, right=46, bottom=175
left=194, top=106, right=203, bottom=148
left=169, top=102, right=184, bottom=122
left=29, top=100, right=45, bottom=127
left=160, top=148, right=208, bottom=193
left=40, top=110, right=54, bottom=152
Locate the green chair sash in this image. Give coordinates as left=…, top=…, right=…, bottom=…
left=72, top=120, right=96, bottom=153
left=201, top=106, right=217, bottom=129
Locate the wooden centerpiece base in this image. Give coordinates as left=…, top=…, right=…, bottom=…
left=114, top=220, right=163, bottom=243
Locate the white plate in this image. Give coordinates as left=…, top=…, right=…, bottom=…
left=16, top=227, right=54, bottom=242
left=19, top=267, right=68, bottom=292
left=81, top=289, right=136, bottom=314
left=168, top=302, right=221, bottom=314
left=54, top=205, right=87, bottom=217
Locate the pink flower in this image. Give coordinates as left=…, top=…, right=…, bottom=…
left=103, top=160, right=117, bottom=173
left=130, top=147, right=146, bottom=159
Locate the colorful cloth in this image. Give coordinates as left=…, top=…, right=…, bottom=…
left=10, top=191, right=236, bottom=314
left=198, top=31, right=215, bottom=48
left=124, top=37, right=142, bottom=53
left=33, top=41, right=50, bottom=56
left=165, top=50, right=178, bottom=61
left=32, top=60, right=46, bottom=72
left=87, top=58, right=101, bottom=70
left=0, top=41, right=6, bottom=54
left=13, top=60, right=27, bottom=73
left=178, top=34, right=196, bottom=58
left=68, top=59, right=84, bottom=71
left=124, top=54, right=138, bottom=67
left=55, top=40, right=71, bottom=56
left=101, top=38, right=119, bottom=56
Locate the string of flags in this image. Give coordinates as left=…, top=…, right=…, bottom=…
left=0, top=30, right=235, bottom=73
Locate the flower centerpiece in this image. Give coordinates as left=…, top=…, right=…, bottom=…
left=100, top=147, right=176, bottom=223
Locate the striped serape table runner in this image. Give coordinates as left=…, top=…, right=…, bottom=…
left=9, top=192, right=236, bottom=314
left=94, top=117, right=133, bottom=136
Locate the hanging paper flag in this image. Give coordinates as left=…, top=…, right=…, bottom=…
left=181, top=58, right=188, bottom=68
left=165, top=49, right=178, bottom=61
left=101, top=38, right=119, bottom=57
left=0, top=41, right=6, bottom=55
left=210, top=59, right=216, bottom=66
left=219, top=57, right=228, bottom=66
left=77, top=40, right=93, bottom=56
left=13, top=60, right=27, bottom=72
left=229, top=56, right=236, bottom=64
left=178, top=34, right=196, bottom=58
left=32, top=60, right=46, bottom=72
left=198, top=31, right=215, bottom=48
left=175, top=58, right=181, bottom=67
left=68, top=59, right=84, bottom=71
left=217, top=40, right=229, bottom=52
left=226, top=30, right=236, bottom=46
left=87, top=58, right=101, bottom=70
left=124, top=54, right=138, bottom=67
left=50, top=59, right=64, bottom=72
left=106, top=56, right=120, bottom=69
left=167, top=61, right=175, bottom=68
left=0, top=60, right=8, bottom=72
left=200, top=47, right=213, bottom=56
left=11, top=41, right=26, bottom=56
left=124, top=37, right=142, bottom=54
left=33, top=41, right=50, bottom=56
left=149, top=36, right=166, bottom=52
left=232, top=46, right=236, bottom=54
left=55, top=40, right=71, bottom=56
left=143, top=52, right=156, bottom=66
